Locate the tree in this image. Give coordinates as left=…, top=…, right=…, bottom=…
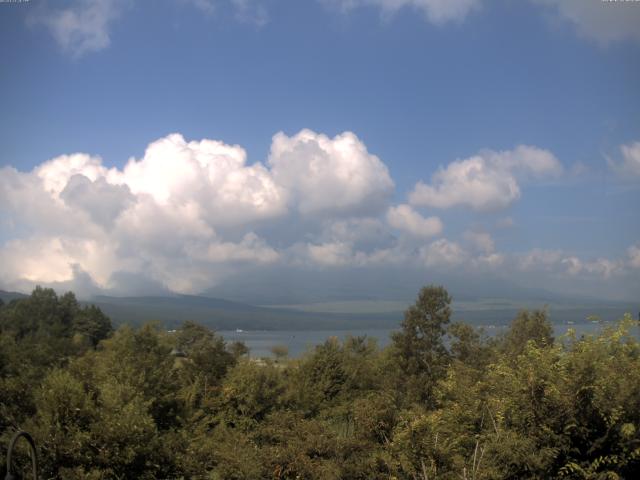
left=73, top=305, right=113, bottom=346
left=448, top=321, right=494, bottom=370
left=501, top=309, right=554, bottom=356
left=174, top=321, right=235, bottom=386
left=0, top=287, right=112, bottom=350
left=391, top=285, right=452, bottom=406
left=0, top=288, right=113, bottom=432
left=3, top=285, right=639, bottom=479
left=218, top=360, right=286, bottom=429
left=293, top=337, right=348, bottom=413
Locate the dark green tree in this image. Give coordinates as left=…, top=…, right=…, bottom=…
left=391, top=285, right=452, bottom=406
left=447, top=321, right=494, bottom=370
left=293, top=337, right=348, bottom=414
left=72, top=304, right=113, bottom=346
left=502, top=309, right=554, bottom=356
left=174, top=321, right=235, bottom=386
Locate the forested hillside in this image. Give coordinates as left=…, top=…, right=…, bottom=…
left=1, top=286, right=639, bottom=479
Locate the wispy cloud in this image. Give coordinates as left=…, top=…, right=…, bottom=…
left=608, top=141, right=640, bottom=179
left=232, top=0, right=269, bottom=26
left=628, top=244, right=640, bottom=269
left=28, top=0, right=127, bottom=59
left=180, top=0, right=216, bottom=16
left=28, top=0, right=640, bottom=59
left=532, top=0, right=640, bottom=46
left=28, top=0, right=271, bottom=58
left=324, top=0, right=640, bottom=46
left=320, top=0, right=481, bottom=24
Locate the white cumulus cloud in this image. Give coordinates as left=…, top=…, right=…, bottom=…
left=268, top=129, right=394, bottom=216
left=0, top=130, right=398, bottom=293
left=1, top=131, right=636, bottom=300
left=419, top=238, right=468, bottom=268
left=386, top=204, right=442, bottom=238
left=518, top=248, right=624, bottom=279
left=120, top=133, right=287, bottom=225
left=409, top=145, right=562, bottom=211
left=187, top=232, right=280, bottom=264
left=305, top=241, right=356, bottom=267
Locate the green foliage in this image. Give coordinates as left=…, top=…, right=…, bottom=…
left=0, top=288, right=113, bottom=438
left=501, top=308, right=554, bottom=356
left=391, top=285, right=452, bottom=406
left=351, top=391, right=397, bottom=444
left=448, top=321, right=494, bottom=369
left=174, top=321, right=235, bottom=388
left=291, top=337, right=350, bottom=414
left=72, top=305, right=112, bottom=347
left=1, top=286, right=639, bottom=479
left=218, top=360, right=286, bottom=429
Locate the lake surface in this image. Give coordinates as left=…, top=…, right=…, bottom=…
left=220, top=321, right=638, bottom=358
left=220, top=328, right=396, bottom=358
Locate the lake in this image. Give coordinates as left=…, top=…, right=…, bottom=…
left=219, top=321, right=638, bottom=358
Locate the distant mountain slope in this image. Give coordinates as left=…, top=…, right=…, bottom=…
left=89, top=293, right=637, bottom=331
left=203, top=265, right=619, bottom=306
left=0, top=290, right=28, bottom=303
left=3, top=289, right=635, bottom=331
left=87, top=294, right=402, bottom=330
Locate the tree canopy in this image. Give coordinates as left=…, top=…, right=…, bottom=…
left=1, top=286, right=639, bottom=479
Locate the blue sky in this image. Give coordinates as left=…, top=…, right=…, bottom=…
left=0, top=0, right=639, bottom=302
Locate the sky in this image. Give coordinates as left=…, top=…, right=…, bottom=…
left=0, top=0, right=639, bottom=303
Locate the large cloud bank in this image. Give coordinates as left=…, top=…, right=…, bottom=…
left=1, top=130, right=637, bottom=299
left=0, top=130, right=396, bottom=294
